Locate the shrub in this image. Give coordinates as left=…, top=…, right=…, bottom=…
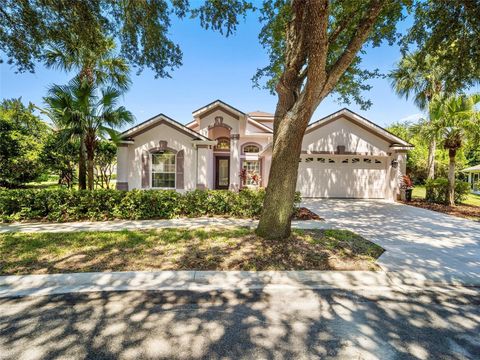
left=425, top=178, right=470, bottom=205
left=0, top=188, right=301, bottom=222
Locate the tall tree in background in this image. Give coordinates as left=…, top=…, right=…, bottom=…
left=430, top=94, right=480, bottom=206
left=94, top=140, right=117, bottom=189
left=390, top=53, right=446, bottom=197
left=0, top=99, right=49, bottom=187
left=44, top=77, right=134, bottom=190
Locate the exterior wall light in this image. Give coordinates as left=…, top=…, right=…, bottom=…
left=391, top=159, right=399, bottom=169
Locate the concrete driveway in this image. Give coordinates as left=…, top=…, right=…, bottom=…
left=303, top=199, right=480, bottom=285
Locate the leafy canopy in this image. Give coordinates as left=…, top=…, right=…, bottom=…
left=1, top=1, right=479, bottom=108
left=0, top=0, right=252, bottom=77
left=0, top=99, right=50, bottom=187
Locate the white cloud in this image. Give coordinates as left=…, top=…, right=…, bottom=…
left=398, top=113, right=423, bottom=122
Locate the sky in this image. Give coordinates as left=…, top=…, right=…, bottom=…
left=0, top=8, right=426, bottom=130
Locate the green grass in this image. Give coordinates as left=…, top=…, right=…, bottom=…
left=0, top=227, right=383, bottom=275
left=412, top=185, right=480, bottom=206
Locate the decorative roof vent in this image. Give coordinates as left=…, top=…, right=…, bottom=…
left=337, top=145, right=346, bottom=154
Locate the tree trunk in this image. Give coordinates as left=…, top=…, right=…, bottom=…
left=256, top=109, right=312, bottom=239
left=425, top=138, right=436, bottom=200
left=447, top=148, right=456, bottom=206
left=86, top=133, right=96, bottom=191
left=87, top=147, right=95, bottom=190
left=78, top=141, right=87, bottom=190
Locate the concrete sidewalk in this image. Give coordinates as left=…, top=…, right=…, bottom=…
left=0, top=217, right=330, bottom=233
left=1, top=270, right=478, bottom=299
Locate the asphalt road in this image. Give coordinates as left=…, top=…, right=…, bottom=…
left=1, top=288, right=479, bottom=359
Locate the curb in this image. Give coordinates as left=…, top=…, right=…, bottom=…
left=1, top=270, right=479, bottom=299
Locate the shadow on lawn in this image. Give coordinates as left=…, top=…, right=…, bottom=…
left=1, top=287, right=479, bottom=359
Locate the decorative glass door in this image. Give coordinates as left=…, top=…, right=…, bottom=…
left=216, top=157, right=230, bottom=189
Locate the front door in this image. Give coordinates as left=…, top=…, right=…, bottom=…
left=215, top=157, right=230, bottom=190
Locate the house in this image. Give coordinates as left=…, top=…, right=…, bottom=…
left=116, top=100, right=413, bottom=200
left=462, top=165, right=480, bottom=194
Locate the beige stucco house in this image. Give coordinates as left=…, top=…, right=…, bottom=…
left=116, top=100, right=413, bottom=200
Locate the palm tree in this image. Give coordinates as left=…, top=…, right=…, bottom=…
left=390, top=53, right=445, bottom=196
left=45, top=35, right=130, bottom=189
left=45, top=36, right=130, bottom=91
left=44, top=77, right=134, bottom=190
left=430, top=94, right=480, bottom=206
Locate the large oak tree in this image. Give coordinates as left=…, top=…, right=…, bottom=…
left=2, top=0, right=479, bottom=239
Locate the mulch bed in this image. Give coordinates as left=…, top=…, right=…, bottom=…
left=402, top=199, right=480, bottom=221
left=293, top=207, right=324, bottom=221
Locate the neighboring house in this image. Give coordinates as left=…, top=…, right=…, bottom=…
left=462, top=165, right=480, bottom=194
left=116, top=100, right=413, bottom=200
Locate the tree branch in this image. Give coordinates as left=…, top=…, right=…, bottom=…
left=323, top=0, right=385, bottom=97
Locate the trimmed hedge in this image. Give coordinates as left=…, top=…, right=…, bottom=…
left=425, top=178, right=470, bottom=205
left=0, top=188, right=301, bottom=222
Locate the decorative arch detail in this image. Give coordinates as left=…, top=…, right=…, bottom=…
left=214, top=137, right=230, bottom=152
left=241, top=142, right=262, bottom=154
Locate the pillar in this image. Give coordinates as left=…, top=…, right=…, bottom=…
left=116, top=145, right=129, bottom=190
left=229, top=134, right=240, bottom=191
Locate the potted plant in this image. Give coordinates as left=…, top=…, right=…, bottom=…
left=400, top=175, right=414, bottom=202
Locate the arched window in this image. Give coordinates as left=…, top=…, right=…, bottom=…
left=215, top=137, right=230, bottom=151
left=243, top=144, right=260, bottom=153
left=151, top=151, right=176, bottom=188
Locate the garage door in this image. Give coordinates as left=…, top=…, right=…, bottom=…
left=297, top=155, right=387, bottom=198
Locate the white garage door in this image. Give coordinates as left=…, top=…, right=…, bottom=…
left=297, top=155, right=387, bottom=198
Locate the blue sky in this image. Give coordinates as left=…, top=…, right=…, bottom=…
left=1, top=9, right=426, bottom=130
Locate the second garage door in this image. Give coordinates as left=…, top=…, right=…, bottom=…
left=297, top=155, right=388, bottom=198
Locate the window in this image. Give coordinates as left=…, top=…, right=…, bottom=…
left=352, top=158, right=360, bottom=164
left=363, top=158, right=372, bottom=164
left=328, top=158, right=335, bottom=163
left=342, top=158, right=349, bottom=163
left=305, top=157, right=314, bottom=163
left=243, top=160, right=260, bottom=186
left=243, top=144, right=260, bottom=153
left=375, top=159, right=382, bottom=164
left=215, top=138, right=230, bottom=151
left=317, top=158, right=325, bottom=163
left=151, top=151, right=176, bottom=189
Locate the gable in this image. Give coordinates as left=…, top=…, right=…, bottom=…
left=120, top=114, right=210, bottom=141
left=306, top=109, right=413, bottom=148
left=245, top=118, right=273, bottom=134
left=198, top=108, right=240, bottom=135
left=303, top=116, right=392, bottom=155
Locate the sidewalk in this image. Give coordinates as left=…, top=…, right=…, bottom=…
left=1, top=270, right=478, bottom=299
left=0, top=217, right=331, bottom=233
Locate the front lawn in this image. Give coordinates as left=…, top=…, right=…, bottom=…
left=410, top=186, right=480, bottom=221
left=0, top=227, right=384, bottom=275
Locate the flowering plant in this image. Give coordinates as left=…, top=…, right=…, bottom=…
left=401, top=175, right=414, bottom=190
left=240, top=169, right=262, bottom=186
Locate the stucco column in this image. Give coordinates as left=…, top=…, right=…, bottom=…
left=196, top=146, right=210, bottom=189
left=116, top=145, right=129, bottom=190
left=386, top=151, right=406, bottom=201
left=229, top=134, right=240, bottom=191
